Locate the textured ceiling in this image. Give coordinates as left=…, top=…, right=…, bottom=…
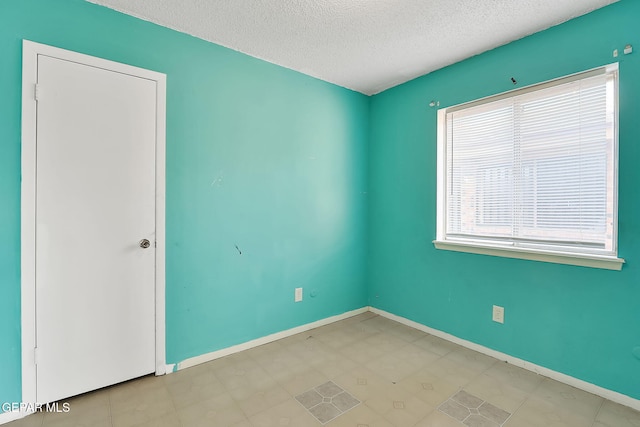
left=87, top=0, right=617, bottom=95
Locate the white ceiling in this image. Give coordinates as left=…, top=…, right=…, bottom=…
left=87, top=0, right=617, bottom=95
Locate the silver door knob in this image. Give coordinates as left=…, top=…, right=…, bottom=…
left=139, top=239, right=151, bottom=249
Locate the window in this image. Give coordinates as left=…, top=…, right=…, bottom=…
left=434, top=64, right=623, bottom=270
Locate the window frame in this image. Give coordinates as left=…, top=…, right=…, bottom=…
left=434, top=64, right=624, bottom=270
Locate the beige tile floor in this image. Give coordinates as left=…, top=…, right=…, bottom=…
left=7, top=312, right=640, bottom=427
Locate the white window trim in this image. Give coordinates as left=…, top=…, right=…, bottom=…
left=433, top=240, right=624, bottom=270
left=434, top=64, right=625, bottom=271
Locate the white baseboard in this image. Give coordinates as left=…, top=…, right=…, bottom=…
left=5, top=304, right=635, bottom=426
left=0, top=308, right=368, bottom=426
left=175, top=307, right=369, bottom=371
left=370, top=307, right=640, bottom=412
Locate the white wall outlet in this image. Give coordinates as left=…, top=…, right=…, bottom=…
left=295, top=287, right=303, bottom=302
left=492, top=305, right=505, bottom=324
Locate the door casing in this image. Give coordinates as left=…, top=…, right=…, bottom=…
left=20, top=40, right=167, bottom=405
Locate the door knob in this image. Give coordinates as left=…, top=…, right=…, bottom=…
left=139, top=239, right=151, bottom=249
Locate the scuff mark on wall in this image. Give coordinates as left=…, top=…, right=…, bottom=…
left=210, top=171, right=224, bottom=187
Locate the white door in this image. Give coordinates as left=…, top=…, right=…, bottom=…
left=34, top=54, right=157, bottom=403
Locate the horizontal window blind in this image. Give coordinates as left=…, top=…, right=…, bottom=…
left=443, top=67, right=617, bottom=255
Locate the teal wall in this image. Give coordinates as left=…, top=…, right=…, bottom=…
left=1, top=0, right=639, bottom=411
left=0, top=0, right=368, bottom=405
left=368, top=0, right=640, bottom=400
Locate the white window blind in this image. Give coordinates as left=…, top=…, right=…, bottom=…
left=437, top=64, right=619, bottom=263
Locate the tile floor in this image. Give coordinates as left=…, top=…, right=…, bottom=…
left=6, top=312, right=640, bottom=427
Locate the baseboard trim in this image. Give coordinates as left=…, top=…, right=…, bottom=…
left=6, top=304, right=635, bottom=425
left=370, top=307, right=640, bottom=412
left=175, top=307, right=369, bottom=371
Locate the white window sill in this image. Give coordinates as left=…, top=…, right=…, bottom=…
left=433, top=240, right=624, bottom=271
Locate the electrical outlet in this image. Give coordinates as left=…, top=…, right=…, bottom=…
left=295, top=287, right=303, bottom=302
left=492, top=305, right=504, bottom=324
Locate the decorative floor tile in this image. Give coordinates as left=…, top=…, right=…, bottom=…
left=296, top=389, right=323, bottom=409
left=439, top=390, right=512, bottom=426
left=439, top=399, right=471, bottom=422
left=464, top=413, right=500, bottom=427
left=333, top=391, right=360, bottom=412
left=453, top=391, right=484, bottom=409
left=309, top=402, right=342, bottom=423
left=316, top=381, right=343, bottom=398
left=295, top=381, right=360, bottom=424
left=9, top=314, right=640, bottom=427
left=478, top=402, right=510, bottom=424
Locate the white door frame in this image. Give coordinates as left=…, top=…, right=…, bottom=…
left=20, top=40, right=167, bottom=405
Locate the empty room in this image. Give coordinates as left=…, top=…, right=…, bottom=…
left=1, top=0, right=639, bottom=426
